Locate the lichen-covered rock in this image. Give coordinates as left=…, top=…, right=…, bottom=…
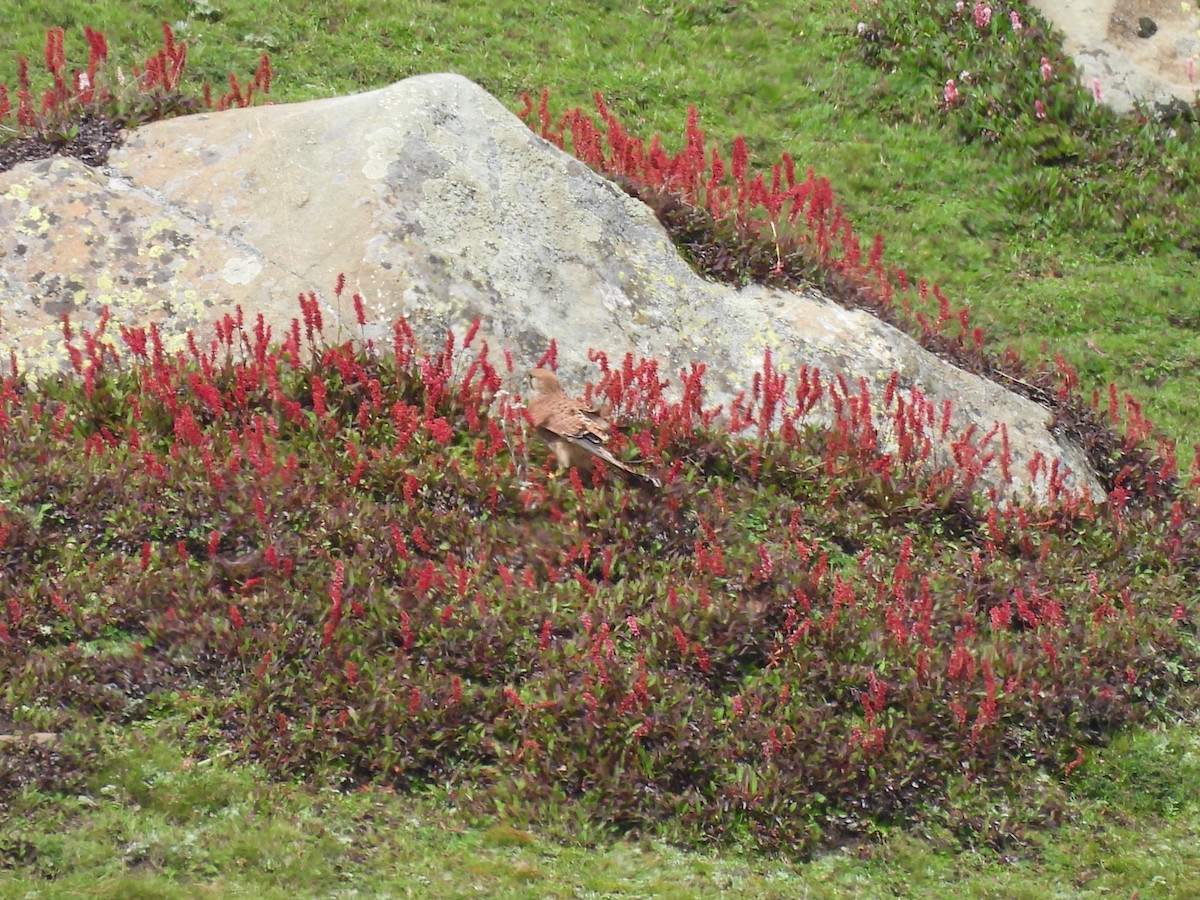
left=0, top=74, right=1101, bottom=500
left=1, top=155, right=310, bottom=364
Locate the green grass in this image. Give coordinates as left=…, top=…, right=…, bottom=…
left=3, top=721, right=1200, bottom=898
left=3, top=1, right=1200, bottom=895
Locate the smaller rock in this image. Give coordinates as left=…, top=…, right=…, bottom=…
left=1137, top=17, right=1157, bottom=39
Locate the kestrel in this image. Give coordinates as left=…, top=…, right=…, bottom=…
left=526, top=368, right=660, bottom=488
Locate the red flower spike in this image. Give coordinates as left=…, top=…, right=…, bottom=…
left=254, top=53, right=272, bottom=94
left=536, top=89, right=551, bottom=139
left=569, top=466, right=586, bottom=497
left=572, top=570, right=596, bottom=598
left=672, top=625, right=689, bottom=658
left=46, top=592, right=68, bottom=617
left=462, top=318, right=481, bottom=348
left=536, top=339, right=558, bottom=371
left=322, top=561, right=346, bottom=648
left=411, top=526, right=431, bottom=553
left=1064, top=747, right=1086, bottom=777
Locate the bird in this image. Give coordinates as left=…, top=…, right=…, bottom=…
left=525, top=367, right=660, bottom=488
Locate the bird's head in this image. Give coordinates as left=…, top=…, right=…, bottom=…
left=527, top=368, right=563, bottom=396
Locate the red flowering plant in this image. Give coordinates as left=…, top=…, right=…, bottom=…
left=1, top=23, right=1197, bottom=858
left=0, top=25, right=271, bottom=165
left=1, top=278, right=1197, bottom=854
left=519, top=90, right=1177, bottom=507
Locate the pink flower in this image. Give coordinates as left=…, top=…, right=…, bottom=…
left=1092, top=77, right=1102, bottom=102
left=1010, top=11, right=1022, bottom=34
left=974, top=2, right=992, bottom=28
left=1035, top=99, right=1046, bottom=120
left=955, top=0, right=965, bottom=12
left=1040, top=56, right=1052, bottom=83
left=944, top=78, right=959, bottom=106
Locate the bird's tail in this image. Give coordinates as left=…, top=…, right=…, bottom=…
left=612, top=459, right=661, bottom=490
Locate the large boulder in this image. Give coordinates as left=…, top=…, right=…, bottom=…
left=0, top=73, right=1101, bottom=500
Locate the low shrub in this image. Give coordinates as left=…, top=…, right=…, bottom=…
left=1, top=294, right=1196, bottom=854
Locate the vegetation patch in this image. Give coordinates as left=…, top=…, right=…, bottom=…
left=521, top=91, right=1181, bottom=505
left=1, top=8, right=1199, bottom=891
left=1, top=286, right=1197, bottom=855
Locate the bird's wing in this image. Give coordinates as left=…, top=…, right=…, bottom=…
left=572, top=404, right=613, bottom=444
left=533, top=394, right=611, bottom=445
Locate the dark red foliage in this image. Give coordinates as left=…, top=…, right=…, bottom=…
left=0, top=285, right=1196, bottom=854
left=0, top=35, right=1196, bottom=853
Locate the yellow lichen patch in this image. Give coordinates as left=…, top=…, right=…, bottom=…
left=143, top=218, right=175, bottom=241
left=16, top=205, right=52, bottom=238
left=2, top=181, right=32, bottom=202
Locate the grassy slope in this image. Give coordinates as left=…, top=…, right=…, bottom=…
left=3, top=727, right=1199, bottom=898
left=1, top=1, right=1199, bottom=896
